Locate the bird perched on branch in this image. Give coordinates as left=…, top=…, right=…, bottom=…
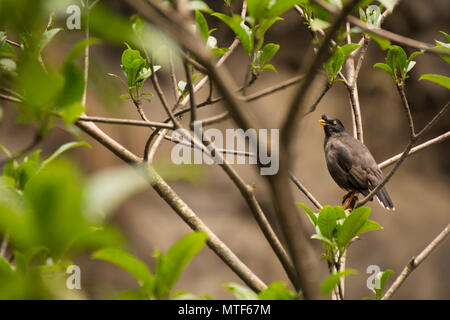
left=319, top=114, right=394, bottom=210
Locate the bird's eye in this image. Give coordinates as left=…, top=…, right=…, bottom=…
left=332, top=121, right=337, bottom=125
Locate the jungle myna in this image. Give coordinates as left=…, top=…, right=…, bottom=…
left=319, top=115, right=394, bottom=210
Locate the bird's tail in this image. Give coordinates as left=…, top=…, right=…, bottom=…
left=376, top=187, right=395, bottom=211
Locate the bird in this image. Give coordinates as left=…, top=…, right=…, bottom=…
left=319, top=114, right=394, bottom=210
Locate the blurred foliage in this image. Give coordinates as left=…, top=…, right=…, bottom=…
left=92, top=231, right=208, bottom=300
left=0, top=0, right=448, bottom=301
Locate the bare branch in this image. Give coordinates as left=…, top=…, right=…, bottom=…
left=0, top=232, right=9, bottom=258
left=356, top=91, right=448, bottom=208
left=379, top=131, right=450, bottom=169
left=183, top=59, right=197, bottom=128
left=314, top=0, right=450, bottom=56
left=382, top=224, right=450, bottom=300
left=77, top=115, right=174, bottom=129
left=0, top=92, right=22, bottom=104
left=75, top=119, right=267, bottom=291
left=289, top=172, right=323, bottom=210
left=282, top=0, right=363, bottom=154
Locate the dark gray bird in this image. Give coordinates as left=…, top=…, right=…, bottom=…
left=319, top=114, right=394, bottom=210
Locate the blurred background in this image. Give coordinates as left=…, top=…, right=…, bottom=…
left=1, top=0, right=449, bottom=299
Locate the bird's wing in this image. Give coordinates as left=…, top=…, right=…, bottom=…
left=329, top=136, right=381, bottom=192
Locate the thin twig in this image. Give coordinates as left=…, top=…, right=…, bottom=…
left=147, top=129, right=166, bottom=163
left=289, top=172, right=323, bottom=210
left=382, top=224, right=450, bottom=300
left=379, top=131, right=450, bottom=169
left=130, top=0, right=322, bottom=298
left=282, top=0, right=363, bottom=154
left=0, top=93, right=22, bottom=104
left=0, top=133, right=43, bottom=166
left=169, top=50, right=179, bottom=102
left=356, top=93, right=449, bottom=208
left=75, top=119, right=267, bottom=291
left=314, top=0, right=450, bottom=57
left=191, top=74, right=305, bottom=125
left=77, top=115, right=174, bottom=129
left=183, top=59, right=197, bottom=128
left=0, top=233, right=9, bottom=258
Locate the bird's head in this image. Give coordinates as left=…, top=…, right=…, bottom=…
left=319, top=114, right=345, bottom=136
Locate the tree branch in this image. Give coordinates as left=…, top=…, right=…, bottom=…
left=314, top=0, right=450, bottom=56
left=382, top=224, right=450, bottom=300
left=282, top=0, right=363, bottom=154
left=77, top=115, right=174, bottom=129
left=75, top=118, right=267, bottom=291
left=379, top=131, right=450, bottom=169
left=289, top=172, right=323, bottom=210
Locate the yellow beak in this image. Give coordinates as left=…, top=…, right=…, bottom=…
left=319, top=119, right=326, bottom=126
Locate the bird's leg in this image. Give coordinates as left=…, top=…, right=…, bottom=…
left=343, top=191, right=357, bottom=210
left=342, top=191, right=353, bottom=205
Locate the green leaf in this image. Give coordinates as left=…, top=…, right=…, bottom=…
left=154, top=231, right=208, bottom=299
left=224, top=282, right=258, bottom=300
left=39, top=28, right=62, bottom=52
left=65, top=38, right=102, bottom=62
left=255, top=17, right=283, bottom=49
left=212, top=13, right=253, bottom=55
left=321, top=269, right=357, bottom=297
left=15, top=56, right=64, bottom=118
left=83, top=165, right=148, bottom=219
left=23, top=160, right=90, bottom=258
left=266, top=0, right=307, bottom=19
left=366, top=32, right=391, bottom=50
left=0, top=58, right=16, bottom=72
left=60, top=103, right=85, bottom=125
left=311, top=234, right=336, bottom=249
left=317, top=205, right=337, bottom=240
left=262, top=63, right=277, bottom=72
left=374, top=269, right=394, bottom=299
left=117, top=288, right=150, bottom=300
left=357, top=219, right=382, bottom=235
left=419, top=74, right=450, bottom=90
left=0, top=144, right=12, bottom=159
left=440, top=31, right=450, bottom=42
left=378, top=0, right=397, bottom=12
left=14, top=150, right=41, bottom=190
left=121, top=48, right=147, bottom=87
left=258, top=281, right=299, bottom=300
left=386, top=45, right=407, bottom=80
left=325, top=44, right=359, bottom=83
left=260, top=43, right=280, bottom=65
left=58, top=62, right=85, bottom=109
left=107, top=73, right=128, bottom=90
left=195, top=10, right=209, bottom=41
left=296, top=202, right=317, bottom=226
left=188, top=0, right=212, bottom=12
left=310, top=18, right=330, bottom=31
left=337, top=207, right=370, bottom=250
left=171, top=290, right=199, bottom=300
left=92, top=247, right=154, bottom=290
left=0, top=41, right=15, bottom=58
left=40, top=141, right=91, bottom=171
left=340, top=43, right=360, bottom=57
left=406, top=51, right=424, bottom=66
left=246, top=0, right=271, bottom=23
left=211, top=47, right=229, bottom=58
left=374, top=62, right=393, bottom=76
